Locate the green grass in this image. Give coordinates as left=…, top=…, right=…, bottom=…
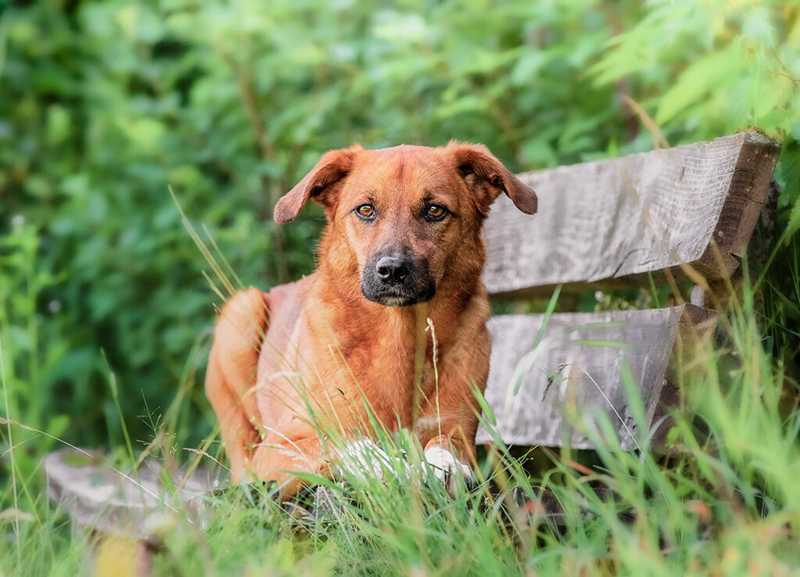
left=2, top=232, right=800, bottom=576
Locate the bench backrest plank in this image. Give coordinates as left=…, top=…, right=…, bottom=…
left=482, top=131, right=779, bottom=296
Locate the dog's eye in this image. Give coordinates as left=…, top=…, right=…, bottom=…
left=425, top=204, right=447, bottom=221
left=356, top=204, right=376, bottom=220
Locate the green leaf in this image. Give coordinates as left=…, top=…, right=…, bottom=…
left=656, top=44, right=741, bottom=126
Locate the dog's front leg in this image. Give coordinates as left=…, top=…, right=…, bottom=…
left=417, top=321, right=491, bottom=486
left=250, top=434, right=334, bottom=498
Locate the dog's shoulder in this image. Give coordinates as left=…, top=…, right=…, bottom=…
left=267, top=274, right=315, bottom=312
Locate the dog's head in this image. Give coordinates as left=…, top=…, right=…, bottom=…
left=274, top=143, right=537, bottom=307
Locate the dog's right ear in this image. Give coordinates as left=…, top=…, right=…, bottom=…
left=274, top=146, right=362, bottom=224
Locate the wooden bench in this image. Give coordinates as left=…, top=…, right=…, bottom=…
left=477, top=130, right=779, bottom=451
left=45, top=130, right=780, bottom=534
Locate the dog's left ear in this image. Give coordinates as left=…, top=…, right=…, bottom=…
left=446, top=142, right=537, bottom=216
left=274, top=146, right=362, bottom=223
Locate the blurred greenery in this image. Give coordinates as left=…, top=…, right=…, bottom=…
left=0, top=0, right=798, bottom=471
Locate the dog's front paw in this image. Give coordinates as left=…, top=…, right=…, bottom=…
left=423, top=446, right=473, bottom=489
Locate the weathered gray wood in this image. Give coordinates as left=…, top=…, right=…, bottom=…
left=691, top=179, right=781, bottom=310
left=482, top=131, right=780, bottom=296
left=476, top=304, right=718, bottom=450
left=45, top=450, right=222, bottom=538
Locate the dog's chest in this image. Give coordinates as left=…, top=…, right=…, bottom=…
left=255, top=283, right=446, bottom=432
left=299, top=316, right=437, bottom=425
left=324, top=320, right=440, bottom=425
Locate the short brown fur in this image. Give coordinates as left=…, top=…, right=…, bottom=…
left=206, top=142, right=537, bottom=496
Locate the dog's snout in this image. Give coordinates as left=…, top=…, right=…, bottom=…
left=376, top=256, right=409, bottom=283
left=362, top=250, right=434, bottom=306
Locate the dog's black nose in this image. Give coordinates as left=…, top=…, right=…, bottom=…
left=375, top=256, right=409, bottom=283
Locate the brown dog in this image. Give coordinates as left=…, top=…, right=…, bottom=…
left=205, top=142, right=537, bottom=496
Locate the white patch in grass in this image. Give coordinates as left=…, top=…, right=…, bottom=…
left=335, top=439, right=412, bottom=482
left=335, top=440, right=473, bottom=487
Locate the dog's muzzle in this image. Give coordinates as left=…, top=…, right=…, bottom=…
left=361, top=251, right=435, bottom=307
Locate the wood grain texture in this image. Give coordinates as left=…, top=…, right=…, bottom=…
left=475, top=304, right=718, bottom=450
left=482, top=131, right=780, bottom=296
left=44, top=450, right=221, bottom=537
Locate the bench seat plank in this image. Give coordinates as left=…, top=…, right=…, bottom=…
left=476, top=304, right=717, bottom=450
left=482, top=131, right=779, bottom=296
left=44, top=450, right=221, bottom=537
